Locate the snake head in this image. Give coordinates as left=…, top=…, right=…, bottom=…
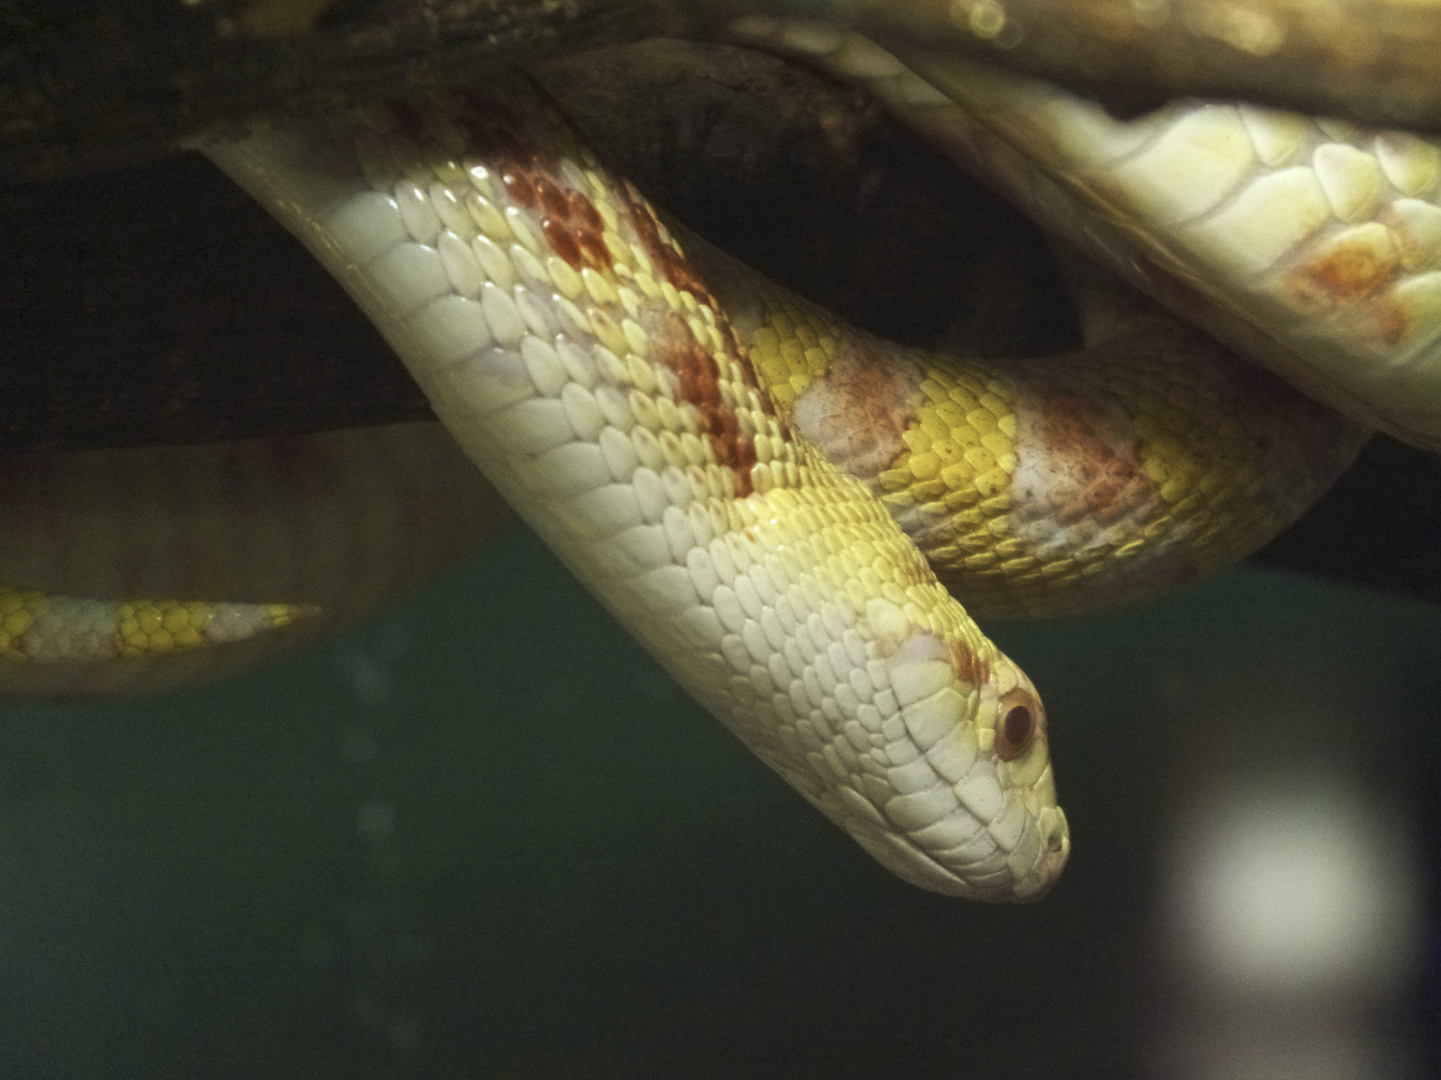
left=840, top=628, right=1069, bottom=902
left=204, top=81, right=1072, bottom=904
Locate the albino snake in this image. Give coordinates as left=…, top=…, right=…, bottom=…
left=10, top=23, right=1426, bottom=901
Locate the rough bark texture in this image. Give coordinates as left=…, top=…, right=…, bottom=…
left=0, top=0, right=684, bottom=180
left=855, top=0, right=1441, bottom=132
left=0, top=41, right=1070, bottom=451
left=7, top=0, right=1441, bottom=182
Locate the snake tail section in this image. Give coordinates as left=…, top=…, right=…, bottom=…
left=0, top=586, right=309, bottom=661
left=730, top=17, right=1441, bottom=449
left=203, top=82, right=1070, bottom=901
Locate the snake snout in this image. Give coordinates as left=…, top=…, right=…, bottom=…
left=1013, top=807, right=1071, bottom=903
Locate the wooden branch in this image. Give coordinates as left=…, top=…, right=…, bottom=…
left=851, top=0, right=1441, bottom=130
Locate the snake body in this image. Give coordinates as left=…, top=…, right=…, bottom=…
left=0, top=423, right=503, bottom=696
left=205, top=83, right=1076, bottom=901
left=195, top=66, right=1371, bottom=900
left=729, top=19, right=1441, bottom=448
left=1, top=36, right=1392, bottom=899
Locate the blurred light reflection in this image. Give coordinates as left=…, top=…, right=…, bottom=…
left=1150, top=759, right=1423, bottom=1079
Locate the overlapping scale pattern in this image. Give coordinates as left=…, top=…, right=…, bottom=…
left=732, top=18, right=1441, bottom=448
left=205, top=82, right=1070, bottom=900
left=703, top=248, right=1359, bottom=620
left=0, top=587, right=303, bottom=661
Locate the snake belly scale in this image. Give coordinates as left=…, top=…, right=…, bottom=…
left=204, top=83, right=1071, bottom=901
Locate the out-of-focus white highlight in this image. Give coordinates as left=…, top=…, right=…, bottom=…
left=1150, top=756, right=1424, bottom=1080
left=1160, top=773, right=1421, bottom=998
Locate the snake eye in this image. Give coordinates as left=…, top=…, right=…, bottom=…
left=995, top=688, right=1043, bottom=761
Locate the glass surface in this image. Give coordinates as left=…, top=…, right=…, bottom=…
left=0, top=529, right=1435, bottom=1079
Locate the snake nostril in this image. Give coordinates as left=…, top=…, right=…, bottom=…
left=1049, top=811, right=1072, bottom=854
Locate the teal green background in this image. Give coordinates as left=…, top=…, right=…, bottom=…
left=0, top=530, right=1435, bottom=1078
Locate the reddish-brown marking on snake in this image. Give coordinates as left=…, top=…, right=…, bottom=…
left=794, top=332, right=923, bottom=482
left=607, top=179, right=776, bottom=419
left=596, top=159, right=789, bottom=475
left=1026, top=386, right=1152, bottom=526
left=448, top=92, right=615, bottom=276
left=443, top=90, right=767, bottom=493
left=1368, top=300, right=1411, bottom=346
left=652, top=313, right=758, bottom=498
left=1287, top=233, right=1400, bottom=312
left=532, top=174, right=568, bottom=219
left=948, top=638, right=990, bottom=690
